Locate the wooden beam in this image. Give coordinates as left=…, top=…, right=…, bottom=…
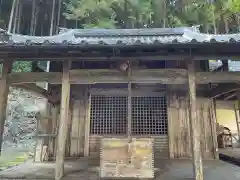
left=1, top=50, right=240, bottom=61
left=6, top=69, right=240, bottom=85
left=196, top=72, right=240, bottom=84
left=188, top=60, right=203, bottom=180
left=55, top=61, right=71, bottom=180
left=8, top=72, right=61, bottom=84
left=0, top=60, right=12, bottom=155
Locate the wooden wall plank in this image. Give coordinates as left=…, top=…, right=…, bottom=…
left=209, top=100, right=218, bottom=159
left=78, top=91, right=87, bottom=155
left=65, top=107, right=72, bottom=157
left=168, top=92, right=216, bottom=160
left=70, top=100, right=80, bottom=156
left=48, top=105, right=59, bottom=160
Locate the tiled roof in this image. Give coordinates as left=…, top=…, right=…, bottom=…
left=0, top=26, right=240, bottom=46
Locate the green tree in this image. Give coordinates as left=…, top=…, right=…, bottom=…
left=64, top=0, right=117, bottom=28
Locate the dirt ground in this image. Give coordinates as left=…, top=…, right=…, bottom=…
left=0, top=156, right=240, bottom=180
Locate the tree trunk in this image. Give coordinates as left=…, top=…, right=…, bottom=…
left=237, top=14, right=240, bottom=32
left=124, top=0, right=128, bottom=28
left=56, top=0, right=62, bottom=34
left=211, top=5, right=217, bottom=34
left=12, top=0, right=19, bottom=33
left=124, top=0, right=134, bottom=28
left=204, top=24, right=209, bottom=33
left=30, top=0, right=37, bottom=35
left=8, top=0, right=17, bottom=33
left=152, top=0, right=164, bottom=28
left=223, top=17, right=229, bottom=33
left=163, top=0, right=167, bottom=28
left=50, top=0, right=56, bottom=36
left=123, top=0, right=134, bottom=28
left=16, top=0, right=22, bottom=33
left=0, top=0, right=3, bottom=17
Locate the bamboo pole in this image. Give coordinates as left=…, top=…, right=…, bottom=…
left=55, top=61, right=71, bottom=180
left=188, top=59, right=204, bottom=180
left=0, top=60, right=12, bottom=155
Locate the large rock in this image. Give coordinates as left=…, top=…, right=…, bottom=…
left=2, top=88, right=45, bottom=152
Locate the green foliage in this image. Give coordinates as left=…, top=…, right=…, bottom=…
left=12, top=61, right=32, bottom=72
left=0, top=61, right=32, bottom=73
left=63, top=0, right=240, bottom=33
left=64, top=0, right=117, bottom=28
left=227, top=0, right=240, bottom=13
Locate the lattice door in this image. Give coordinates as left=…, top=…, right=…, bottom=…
left=132, top=96, right=167, bottom=135
left=90, top=95, right=167, bottom=136
left=90, top=96, right=128, bottom=135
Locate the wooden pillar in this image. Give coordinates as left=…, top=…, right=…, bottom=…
left=84, top=88, right=91, bottom=157
left=55, top=61, right=71, bottom=180
left=188, top=59, right=203, bottom=180
left=236, top=91, right=240, bottom=142
left=0, top=60, right=12, bottom=155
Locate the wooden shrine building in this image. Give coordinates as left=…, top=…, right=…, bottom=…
left=0, top=26, right=240, bottom=180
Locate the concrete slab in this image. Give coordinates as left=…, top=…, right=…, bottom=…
left=0, top=157, right=240, bottom=180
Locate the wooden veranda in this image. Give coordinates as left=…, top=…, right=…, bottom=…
left=0, top=27, right=240, bottom=180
